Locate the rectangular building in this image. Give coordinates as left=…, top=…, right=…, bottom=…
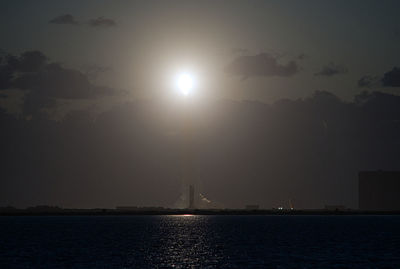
left=359, top=171, right=400, bottom=210
left=324, top=205, right=346, bottom=211
left=245, top=205, right=260, bottom=210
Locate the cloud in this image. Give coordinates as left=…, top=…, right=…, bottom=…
left=225, top=53, right=298, bottom=80
left=88, top=17, right=116, bottom=27
left=358, top=67, right=400, bottom=88
left=17, top=51, right=48, bottom=72
left=0, top=51, right=115, bottom=115
left=314, top=62, right=348, bottom=77
left=0, top=58, right=15, bottom=90
left=49, top=15, right=117, bottom=28
left=0, top=51, right=46, bottom=90
left=83, top=64, right=113, bottom=81
left=14, top=63, right=96, bottom=99
left=297, top=53, right=308, bottom=60
left=0, top=51, right=48, bottom=92
left=49, top=14, right=79, bottom=25
left=382, top=67, right=400, bottom=87
left=358, top=75, right=381, bottom=88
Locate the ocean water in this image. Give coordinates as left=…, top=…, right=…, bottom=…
left=0, top=215, right=400, bottom=268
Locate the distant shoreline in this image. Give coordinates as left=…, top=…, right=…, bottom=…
left=1, top=209, right=400, bottom=216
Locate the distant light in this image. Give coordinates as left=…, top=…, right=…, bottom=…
left=278, top=207, right=283, bottom=210
left=176, top=73, right=194, bottom=96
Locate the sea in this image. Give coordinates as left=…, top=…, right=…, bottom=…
left=0, top=215, right=399, bottom=268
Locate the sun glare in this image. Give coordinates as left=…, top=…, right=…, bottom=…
left=176, top=73, right=194, bottom=96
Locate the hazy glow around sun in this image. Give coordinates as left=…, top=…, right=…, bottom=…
left=176, top=73, right=194, bottom=96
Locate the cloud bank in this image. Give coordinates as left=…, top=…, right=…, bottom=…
left=225, top=53, right=298, bottom=80
left=382, top=67, right=400, bottom=87
left=88, top=17, right=116, bottom=27
left=49, top=14, right=79, bottom=25
left=358, top=75, right=381, bottom=88
left=0, top=50, right=114, bottom=115
left=49, top=15, right=116, bottom=28
left=1, top=91, right=400, bottom=208
left=314, top=62, right=348, bottom=77
left=358, top=67, right=400, bottom=88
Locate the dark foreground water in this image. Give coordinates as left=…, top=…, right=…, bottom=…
left=1, top=216, right=400, bottom=268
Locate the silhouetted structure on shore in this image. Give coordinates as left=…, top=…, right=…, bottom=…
left=324, top=205, right=346, bottom=211
left=359, top=171, right=400, bottom=210
left=245, top=205, right=259, bottom=210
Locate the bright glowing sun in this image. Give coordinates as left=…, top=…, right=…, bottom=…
left=176, top=73, right=194, bottom=96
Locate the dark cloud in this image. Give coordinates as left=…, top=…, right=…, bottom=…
left=382, top=67, right=400, bottom=87
left=14, top=63, right=95, bottom=99
left=358, top=75, right=381, bottom=88
left=88, top=17, right=116, bottom=27
left=22, top=91, right=56, bottom=116
left=0, top=52, right=44, bottom=89
left=83, top=64, right=113, bottom=81
left=297, top=53, right=308, bottom=60
left=0, top=51, right=115, bottom=115
left=0, top=58, right=14, bottom=90
left=17, top=51, right=47, bottom=72
left=49, top=15, right=116, bottom=28
left=358, top=67, right=400, bottom=88
left=49, top=14, right=79, bottom=25
left=314, top=62, right=348, bottom=77
left=225, top=53, right=298, bottom=80
left=0, top=51, right=95, bottom=98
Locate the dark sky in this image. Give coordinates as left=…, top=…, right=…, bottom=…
left=1, top=1, right=400, bottom=209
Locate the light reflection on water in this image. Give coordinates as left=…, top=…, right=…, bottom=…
left=157, top=215, right=213, bottom=267
left=1, top=215, right=400, bottom=268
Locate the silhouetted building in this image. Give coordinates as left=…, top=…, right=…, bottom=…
left=116, top=206, right=164, bottom=211
left=26, top=205, right=63, bottom=213
left=359, top=171, right=400, bottom=210
left=245, top=205, right=260, bottom=210
left=116, top=206, right=138, bottom=211
left=189, top=185, right=195, bottom=209
left=0, top=206, right=18, bottom=213
left=324, top=205, right=346, bottom=211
